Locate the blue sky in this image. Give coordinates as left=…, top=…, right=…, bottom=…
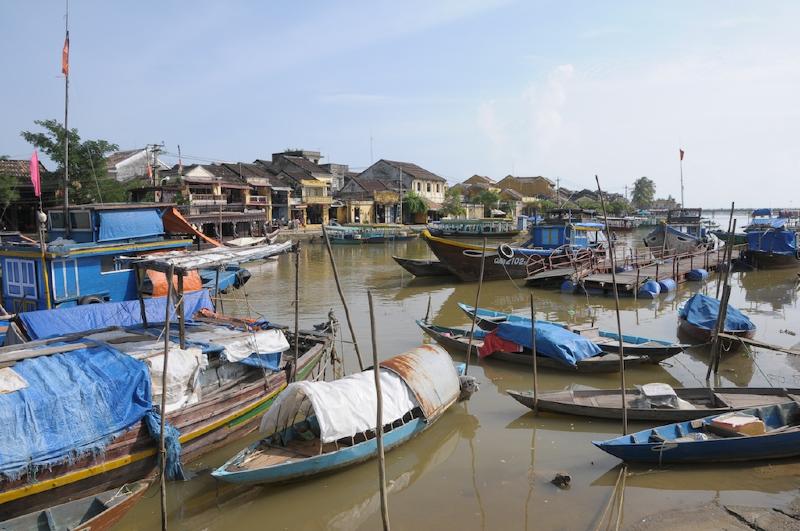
left=2, top=1, right=798, bottom=207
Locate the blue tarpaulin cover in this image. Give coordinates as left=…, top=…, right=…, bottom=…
left=0, top=345, right=152, bottom=479
left=679, top=293, right=756, bottom=332
left=20, top=289, right=214, bottom=339
left=747, top=228, right=797, bottom=254
left=752, top=208, right=772, bottom=217
left=495, top=321, right=602, bottom=367
left=97, top=209, right=165, bottom=242
left=748, top=218, right=787, bottom=229
left=237, top=352, right=282, bottom=370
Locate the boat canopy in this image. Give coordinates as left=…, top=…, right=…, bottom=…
left=125, top=241, right=293, bottom=274
left=495, top=321, right=602, bottom=367
left=746, top=227, right=797, bottom=255
left=679, top=294, right=755, bottom=332
left=748, top=218, right=787, bottom=229
left=259, top=345, right=459, bottom=443
left=574, top=222, right=605, bottom=230
left=752, top=208, right=772, bottom=217
left=19, top=289, right=213, bottom=339
left=97, top=209, right=164, bottom=242
left=0, top=343, right=152, bottom=480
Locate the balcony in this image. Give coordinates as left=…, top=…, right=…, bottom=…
left=302, top=195, right=332, bottom=205
left=247, top=195, right=270, bottom=205
left=188, top=193, right=225, bottom=206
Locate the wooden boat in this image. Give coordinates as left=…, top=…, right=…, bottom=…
left=508, top=386, right=800, bottom=422
left=211, top=345, right=467, bottom=485
left=711, top=229, right=747, bottom=246
left=677, top=293, right=756, bottom=345
left=738, top=217, right=800, bottom=269
left=643, top=208, right=709, bottom=254
left=421, top=230, right=533, bottom=281
left=0, top=309, right=332, bottom=520
left=392, top=256, right=453, bottom=277
left=417, top=321, right=669, bottom=373
left=459, top=304, right=687, bottom=358
left=0, top=480, right=150, bottom=530
left=427, top=218, right=520, bottom=238
left=593, top=401, right=800, bottom=464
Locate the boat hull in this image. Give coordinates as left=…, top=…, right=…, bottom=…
left=0, top=338, right=329, bottom=521
left=508, top=388, right=800, bottom=422
left=644, top=224, right=706, bottom=254
left=740, top=250, right=800, bottom=270
left=678, top=316, right=756, bottom=348
left=421, top=230, right=529, bottom=282
left=213, top=418, right=430, bottom=485
left=392, top=256, right=453, bottom=277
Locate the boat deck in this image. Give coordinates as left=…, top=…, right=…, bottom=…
left=583, top=248, right=742, bottom=294
left=235, top=438, right=341, bottom=470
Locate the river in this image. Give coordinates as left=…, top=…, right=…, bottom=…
left=118, top=229, right=800, bottom=530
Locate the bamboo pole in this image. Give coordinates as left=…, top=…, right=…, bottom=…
left=464, top=237, right=487, bottom=375
left=424, top=294, right=432, bottom=323
left=595, top=176, right=627, bottom=435
left=293, top=245, right=300, bottom=383
left=159, top=264, right=174, bottom=531
left=368, top=290, right=390, bottom=531
left=322, top=225, right=365, bottom=371
left=135, top=266, right=148, bottom=328
left=529, top=293, right=538, bottom=414
left=716, top=202, right=735, bottom=298
left=177, top=274, right=185, bottom=349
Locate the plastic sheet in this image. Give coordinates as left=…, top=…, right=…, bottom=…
left=0, top=345, right=152, bottom=479
left=97, top=209, right=164, bottom=242
left=495, top=321, right=602, bottom=367
left=679, top=293, right=755, bottom=332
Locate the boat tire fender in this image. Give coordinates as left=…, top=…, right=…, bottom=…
left=498, top=243, right=514, bottom=260
left=79, top=295, right=105, bottom=305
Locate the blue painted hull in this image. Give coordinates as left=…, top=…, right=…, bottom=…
left=212, top=418, right=429, bottom=484
left=594, top=403, right=800, bottom=464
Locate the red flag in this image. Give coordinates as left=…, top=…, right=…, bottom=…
left=30, top=151, right=42, bottom=197
left=679, top=149, right=685, bottom=161
left=61, top=32, right=69, bottom=75
left=147, top=162, right=153, bottom=179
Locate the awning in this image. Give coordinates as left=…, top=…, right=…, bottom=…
left=124, top=241, right=294, bottom=274
left=330, top=200, right=345, bottom=208
left=425, top=200, right=443, bottom=211
left=490, top=209, right=506, bottom=216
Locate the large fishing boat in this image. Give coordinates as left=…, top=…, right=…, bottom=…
left=0, top=247, right=333, bottom=520
left=738, top=210, right=799, bottom=269
left=643, top=208, right=715, bottom=255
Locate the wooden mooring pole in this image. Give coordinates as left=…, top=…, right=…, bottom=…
left=529, top=294, right=538, bottom=414
left=322, top=225, right=365, bottom=371
left=464, top=237, right=487, bottom=375
left=596, top=176, right=627, bottom=435
left=159, top=264, right=174, bottom=531
left=368, top=290, right=390, bottom=531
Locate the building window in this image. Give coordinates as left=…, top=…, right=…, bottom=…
left=436, top=184, right=440, bottom=193
left=416, top=182, right=420, bottom=192
left=427, top=183, right=431, bottom=193
left=5, top=259, right=37, bottom=299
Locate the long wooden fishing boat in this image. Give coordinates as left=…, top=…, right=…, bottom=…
left=508, top=387, right=800, bottom=422
left=458, top=304, right=687, bottom=358
left=417, top=321, right=667, bottom=373
left=421, top=230, right=533, bottom=281
left=0, top=318, right=332, bottom=520
left=593, top=402, right=800, bottom=464
left=212, top=345, right=468, bottom=485
left=392, top=256, right=453, bottom=277
left=1, top=480, right=151, bottom=530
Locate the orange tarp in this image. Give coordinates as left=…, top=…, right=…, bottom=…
left=147, top=270, right=203, bottom=297
left=162, top=206, right=222, bottom=247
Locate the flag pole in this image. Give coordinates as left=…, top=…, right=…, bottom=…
left=679, top=148, right=684, bottom=207
left=62, top=0, right=70, bottom=236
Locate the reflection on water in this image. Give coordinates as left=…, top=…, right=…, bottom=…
left=117, top=235, right=800, bottom=530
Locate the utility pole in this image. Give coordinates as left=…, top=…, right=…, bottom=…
left=397, top=166, right=403, bottom=224
left=624, top=185, right=628, bottom=202
left=556, top=177, right=561, bottom=208
left=62, top=0, right=70, bottom=237
left=147, top=143, right=163, bottom=187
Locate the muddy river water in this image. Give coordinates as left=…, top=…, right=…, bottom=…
left=118, top=225, right=800, bottom=530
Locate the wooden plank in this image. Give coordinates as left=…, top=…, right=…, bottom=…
left=717, top=333, right=800, bottom=356
left=0, top=342, right=94, bottom=367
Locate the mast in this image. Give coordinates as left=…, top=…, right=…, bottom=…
left=62, top=0, right=70, bottom=236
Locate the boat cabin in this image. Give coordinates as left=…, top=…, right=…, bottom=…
left=427, top=218, right=519, bottom=237
left=0, top=204, right=196, bottom=312
left=524, top=210, right=606, bottom=250
left=665, top=208, right=704, bottom=238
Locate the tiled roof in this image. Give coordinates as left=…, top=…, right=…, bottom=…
left=382, top=159, right=447, bottom=182
left=105, top=149, right=144, bottom=168
left=0, top=159, right=48, bottom=180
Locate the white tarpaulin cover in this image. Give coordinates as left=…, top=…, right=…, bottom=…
left=0, top=368, right=28, bottom=394
left=147, top=347, right=208, bottom=413
left=260, top=369, right=418, bottom=443
left=186, top=328, right=290, bottom=362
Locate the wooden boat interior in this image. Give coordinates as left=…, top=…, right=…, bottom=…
left=231, top=407, right=424, bottom=472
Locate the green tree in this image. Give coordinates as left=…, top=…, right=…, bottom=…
left=631, top=177, right=655, bottom=209
left=441, top=187, right=465, bottom=218
left=402, top=190, right=427, bottom=217
left=575, top=197, right=600, bottom=211
left=607, top=198, right=629, bottom=216
left=475, top=190, right=500, bottom=216
left=0, top=156, right=21, bottom=225
left=20, top=119, right=123, bottom=204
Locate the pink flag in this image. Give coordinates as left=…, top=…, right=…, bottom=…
left=30, top=151, right=41, bottom=197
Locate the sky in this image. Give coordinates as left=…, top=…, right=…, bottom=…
left=1, top=0, right=799, bottom=208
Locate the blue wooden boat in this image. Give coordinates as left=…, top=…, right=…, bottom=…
left=739, top=213, right=800, bottom=270
left=211, top=345, right=468, bottom=485
left=677, top=293, right=756, bottom=345
left=643, top=208, right=711, bottom=255
left=593, top=401, right=800, bottom=464
left=458, top=303, right=687, bottom=357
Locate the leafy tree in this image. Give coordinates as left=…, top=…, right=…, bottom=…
left=402, top=190, right=427, bottom=215
left=441, top=186, right=465, bottom=218
left=0, top=156, right=20, bottom=226
left=575, top=197, right=600, bottom=211
left=20, top=119, right=123, bottom=204
left=607, top=199, right=629, bottom=216
left=631, top=177, right=655, bottom=209
left=475, top=190, right=500, bottom=216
